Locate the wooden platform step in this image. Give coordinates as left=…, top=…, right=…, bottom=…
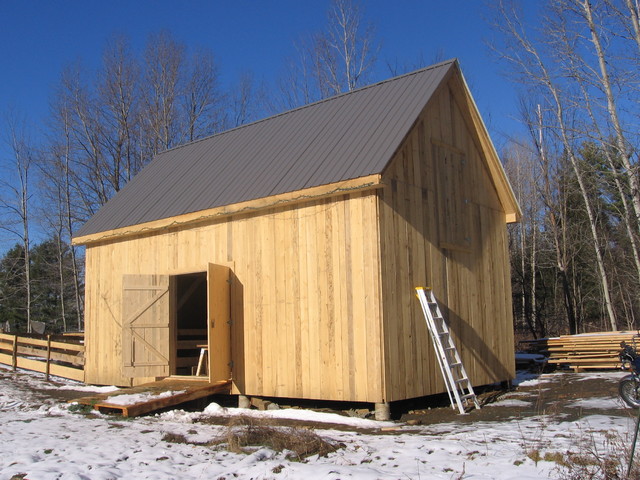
left=72, top=378, right=231, bottom=417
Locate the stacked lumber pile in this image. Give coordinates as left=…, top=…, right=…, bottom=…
left=521, top=331, right=640, bottom=371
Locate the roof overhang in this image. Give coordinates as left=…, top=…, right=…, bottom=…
left=73, top=174, right=383, bottom=246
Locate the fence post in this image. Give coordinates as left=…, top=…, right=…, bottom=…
left=12, top=335, right=17, bottom=371
left=45, top=335, right=51, bottom=381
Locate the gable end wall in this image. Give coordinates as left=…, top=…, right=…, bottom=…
left=378, top=77, right=515, bottom=402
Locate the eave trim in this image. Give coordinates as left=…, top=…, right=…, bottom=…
left=73, top=174, right=383, bottom=245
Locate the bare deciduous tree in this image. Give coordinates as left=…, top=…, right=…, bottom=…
left=0, top=112, right=35, bottom=332
left=280, top=0, right=379, bottom=108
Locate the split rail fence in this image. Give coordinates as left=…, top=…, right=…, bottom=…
left=521, top=331, right=639, bottom=371
left=0, top=333, right=85, bottom=382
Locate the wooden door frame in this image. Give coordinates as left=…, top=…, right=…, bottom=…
left=207, top=263, right=232, bottom=383
left=164, top=263, right=233, bottom=383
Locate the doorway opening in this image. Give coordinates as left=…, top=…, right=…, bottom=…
left=174, top=272, right=208, bottom=376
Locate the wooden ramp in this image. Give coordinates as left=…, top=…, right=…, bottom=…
left=72, top=378, right=231, bottom=417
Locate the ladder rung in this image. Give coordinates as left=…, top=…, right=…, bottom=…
left=416, top=286, right=479, bottom=414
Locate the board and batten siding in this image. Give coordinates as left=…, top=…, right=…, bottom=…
left=83, top=190, right=386, bottom=403
left=378, top=77, right=515, bottom=403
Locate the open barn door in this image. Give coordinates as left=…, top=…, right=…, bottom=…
left=208, top=264, right=231, bottom=383
left=122, top=274, right=173, bottom=378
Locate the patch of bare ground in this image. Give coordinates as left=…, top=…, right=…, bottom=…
left=163, top=417, right=341, bottom=460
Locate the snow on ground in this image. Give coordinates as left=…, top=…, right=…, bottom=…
left=567, top=397, right=625, bottom=409
left=0, top=365, right=636, bottom=480
left=104, top=390, right=187, bottom=406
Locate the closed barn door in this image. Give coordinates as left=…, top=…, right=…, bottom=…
left=122, top=274, right=172, bottom=378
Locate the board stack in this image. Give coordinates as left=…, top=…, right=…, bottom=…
left=521, top=331, right=640, bottom=371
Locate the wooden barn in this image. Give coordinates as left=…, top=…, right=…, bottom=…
left=73, top=59, right=520, bottom=414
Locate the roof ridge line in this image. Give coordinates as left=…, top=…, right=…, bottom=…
left=157, top=58, right=458, bottom=156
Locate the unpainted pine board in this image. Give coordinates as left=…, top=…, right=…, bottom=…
left=481, top=207, right=497, bottom=334
left=374, top=190, right=390, bottom=401
left=400, top=141, right=419, bottom=398
left=82, top=247, right=95, bottom=383
left=388, top=161, right=408, bottom=401
left=227, top=224, right=243, bottom=394
left=417, top=116, right=437, bottom=395
left=249, top=212, right=263, bottom=394
left=464, top=247, right=482, bottom=383
left=422, top=192, right=440, bottom=395
left=474, top=207, right=492, bottom=382
left=208, top=263, right=231, bottom=383
left=483, top=207, right=511, bottom=383
left=412, top=121, right=435, bottom=393
left=342, top=194, right=357, bottom=400
left=362, top=192, right=384, bottom=402
left=273, top=207, right=288, bottom=397
left=258, top=212, right=274, bottom=395
left=337, top=196, right=352, bottom=399
left=271, top=209, right=288, bottom=397
left=317, top=199, right=334, bottom=399
left=497, top=210, right=516, bottom=377
left=451, top=87, right=466, bottom=154
left=259, top=211, right=275, bottom=396
left=397, top=151, right=415, bottom=401
left=325, top=199, right=341, bottom=400
left=409, top=128, right=430, bottom=398
left=461, top=205, right=481, bottom=382
left=343, top=196, right=357, bottom=400
left=327, top=198, right=343, bottom=399
left=325, top=199, right=340, bottom=400
left=304, top=201, right=321, bottom=399
left=492, top=210, right=508, bottom=378
left=484, top=209, right=503, bottom=379
left=349, top=193, right=368, bottom=401
left=383, top=154, right=402, bottom=399
left=439, top=86, right=454, bottom=148
left=282, top=206, right=298, bottom=398
left=290, top=207, right=304, bottom=396
left=378, top=179, right=398, bottom=401
left=295, top=204, right=311, bottom=398
left=99, top=245, right=114, bottom=383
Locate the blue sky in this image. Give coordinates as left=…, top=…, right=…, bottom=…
left=0, top=1, right=528, bottom=148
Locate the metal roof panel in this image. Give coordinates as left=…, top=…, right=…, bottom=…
left=75, top=60, right=456, bottom=237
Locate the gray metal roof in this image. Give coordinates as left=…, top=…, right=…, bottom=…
left=75, top=59, right=456, bottom=238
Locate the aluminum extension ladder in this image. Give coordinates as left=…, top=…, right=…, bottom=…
left=415, top=286, right=480, bottom=414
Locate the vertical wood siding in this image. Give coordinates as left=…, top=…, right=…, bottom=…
left=379, top=79, right=515, bottom=402
left=84, top=191, right=386, bottom=403
left=83, top=74, right=515, bottom=405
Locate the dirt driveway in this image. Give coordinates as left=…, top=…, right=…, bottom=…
left=399, top=370, right=633, bottom=426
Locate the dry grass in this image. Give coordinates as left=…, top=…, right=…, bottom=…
left=161, top=432, right=191, bottom=444
left=217, top=417, right=339, bottom=460
left=515, top=403, right=640, bottom=480
left=548, top=429, right=640, bottom=480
